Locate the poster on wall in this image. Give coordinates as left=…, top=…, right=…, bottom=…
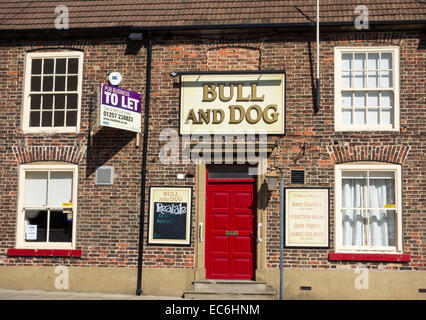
left=285, top=188, right=329, bottom=248
left=97, top=84, right=141, bottom=133
left=148, top=187, right=192, bottom=246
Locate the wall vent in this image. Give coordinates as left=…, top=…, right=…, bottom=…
left=291, top=170, right=305, bottom=184
left=95, top=166, right=114, bottom=185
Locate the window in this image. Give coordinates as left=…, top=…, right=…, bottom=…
left=22, top=51, right=83, bottom=132
left=334, top=47, right=399, bottom=131
left=335, top=163, right=402, bottom=253
left=16, top=164, right=78, bottom=249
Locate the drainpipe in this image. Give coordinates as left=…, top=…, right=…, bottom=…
left=136, top=32, right=152, bottom=296
left=279, top=174, right=284, bottom=300
left=316, top=0, right=320, bottom=113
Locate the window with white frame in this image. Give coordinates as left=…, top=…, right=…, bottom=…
left=17, top=164, right=78, bottom=249
left=334, top=47, right=399, bottom=131
left=335, top=163, right=402, bottom=253
left=22, top=51, right=83, bottom=132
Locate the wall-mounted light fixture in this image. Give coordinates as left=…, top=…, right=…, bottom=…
left=170, top=72, right=178, bottom=77
left=265, top=169, right=281, bottom=191
left=128, top=32, right=143, bottom=41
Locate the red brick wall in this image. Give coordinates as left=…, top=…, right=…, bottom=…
left=0, top=30, right=424, bottom=272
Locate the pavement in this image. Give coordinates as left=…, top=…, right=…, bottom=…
left=0, top=287, right=184, bottom=300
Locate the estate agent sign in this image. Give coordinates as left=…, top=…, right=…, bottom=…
left=148, top=187, right=192, bottom=245
left=285, top=188, right=329, bottom=247
left=180, top=72, right=285, bottom=134
left=98, top=84, right=141, bottom=133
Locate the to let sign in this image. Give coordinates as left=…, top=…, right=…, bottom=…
left=285, top=188, right=329, bottom=248
left=98, top=84, right=141, bottom=133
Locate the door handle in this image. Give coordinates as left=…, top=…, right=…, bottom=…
left=199, top=222, right=203, bottom=243
left=257, top=223, right=262, bottom=243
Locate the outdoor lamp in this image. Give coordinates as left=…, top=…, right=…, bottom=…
left=265, top=170, right=280, bottom=191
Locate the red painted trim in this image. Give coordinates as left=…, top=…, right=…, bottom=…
left=329, top=252, right=410, bottom=262
left=7, top=248, right=82, bottom=258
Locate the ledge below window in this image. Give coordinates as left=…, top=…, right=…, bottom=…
left=8, top=249, right=82, bottom=258
left=329, top=252, right=410, bottom=262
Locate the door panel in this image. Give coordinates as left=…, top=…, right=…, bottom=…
left=206, top=180, right=256, bottom=280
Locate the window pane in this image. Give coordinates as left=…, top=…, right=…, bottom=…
left=67, top=76, right=78, bottom=91
left=30, top=95, right=41, bottom=110
left=380, top=71, right=392, bottom=88
left=369, top=171, right=395, bottom=208
left=381, top=53, right=392, bottom=69
left=67, top=94, right=78, bottom=109
left=54, top=111, right=65, bottom=127
left=31, top=59, right=42, bottom=75
left=367, top=53, right=379, bottom=70
left=367, top=109, right=379, bottom=125
left=368, top=210, right=396, bottom=247
left=208, top=166, right=252, bottom=179
left=49, top=210, right=73, bottom=242
left=42, top=76, right=54, bottom=91
left=24, top=210, right=47, bottom=242
left=55, top=94, right=66, bottom=109
left=55, top=76, right=66, bottom=91
left=342, top=172, right=366, bottom=208
left=354, top=53, right=366, bottom=70
left=55, top=58, right=67, bottom=74
left=42, top=94, right=53, bottom=109
left=381, top=91, right=393, bottom=107
left=66, top=110, right=77, bottom=126
left=68, top=58, right=79, bottom=74
left=24, top=171, right=48, bottom=206
left=381, top=109, right=393, bottom=125
left=342, top=92, right=352, bottom=107
left=43, top=59, right=54, bottom=74
left=354, top=92, right=366, bottom=107
left=367, top=71, right=379, bottom=89
left=41, top=111, right=53, bottom=126
left=354, top=72, right=366, bottom=88
left=48, top=171, right=73, bottom=206
left=367, top=92, right=379, bottom=107
left=342, top=54, right=352, bottom=70
left=354, top=110, right=366, bottom=124
left=341, top=72, right=352, bottom=89
left=31, top=76, right=41, bottom=92
left=342, top=209, right=364, bottom=246
left=29, top=111, right=40, bottom=127
left=342, top=109, right=352, bottom=124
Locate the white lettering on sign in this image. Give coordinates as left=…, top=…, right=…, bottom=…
left=156, top=203, right=187, bottom=215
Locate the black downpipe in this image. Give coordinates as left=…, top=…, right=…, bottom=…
left=136, top=33, right=152, bottom=296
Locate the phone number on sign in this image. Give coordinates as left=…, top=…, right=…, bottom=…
left=103, top=111, right=133, bottom=122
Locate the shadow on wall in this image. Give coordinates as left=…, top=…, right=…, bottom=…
left=85, top=126, right=136, bottom=178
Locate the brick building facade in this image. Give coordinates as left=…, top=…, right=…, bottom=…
left=0, top=1, right=425, bottom=299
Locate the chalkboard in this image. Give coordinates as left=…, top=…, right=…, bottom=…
left=153, top=202, right=187, bottom=240
left=148, top=187, right=192, bottom=245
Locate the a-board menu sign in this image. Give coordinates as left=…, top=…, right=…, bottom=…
left=285, top=188, right=329, bottom=248
left=148, top=187, right=192, bottom=245
left=97, top=84, right=141, bottom=133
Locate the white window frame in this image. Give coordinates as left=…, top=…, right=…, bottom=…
left=334, top=47, right=400, bottom=132
left=16, top=164, right=78, bottom=249
left=21, top=51, right=84, bottom=133
left=335, top=163, right=402, bottom=254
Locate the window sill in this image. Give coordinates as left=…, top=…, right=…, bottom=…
left=329, top=252, right=410, bottom=262
left=8, top=248, right=81, bottom=258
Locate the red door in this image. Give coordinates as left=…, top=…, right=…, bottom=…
left=206, top=176, right=256, bottom=280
